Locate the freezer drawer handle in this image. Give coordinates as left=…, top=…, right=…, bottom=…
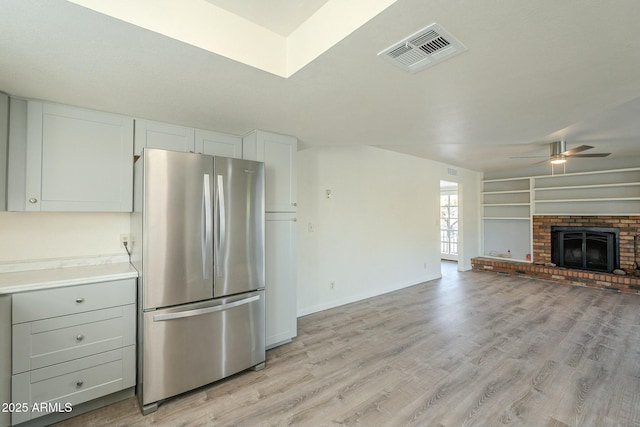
left=153, top=295, right=260, bottom=322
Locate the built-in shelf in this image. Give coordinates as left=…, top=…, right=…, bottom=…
left=531, top=169, right=640, bottom=216
left=534, top=182, right=640, bottom=191
left=536, top=197, right=640, bottom=203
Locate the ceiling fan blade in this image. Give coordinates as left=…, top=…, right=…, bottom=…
left=561, top=144, right=593, bottom=156
left=508, top=155, right=548, bottom=159
left=568, top=153, right=611, bottom=158
left=532, top=159, right=551, bottom=165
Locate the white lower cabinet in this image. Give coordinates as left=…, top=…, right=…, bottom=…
left=265, top=212, right=297, bottom=348
left=9, top=279, right=136, bottom=425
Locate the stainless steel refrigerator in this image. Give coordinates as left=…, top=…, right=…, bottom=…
left=131, top=148, right=265, bottom=414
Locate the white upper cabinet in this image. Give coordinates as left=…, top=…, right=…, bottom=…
left=134, top=119, right=195, bottom=155
left=134, top=120, right=243, bottom=159
left=243, top=130, right=297, bottom=212
left=8, top=100, right=133, bottom=212
left=195, top=129, right=242, bottom=159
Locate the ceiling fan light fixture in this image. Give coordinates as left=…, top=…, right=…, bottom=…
left=550, top=155, right=567, bottom=165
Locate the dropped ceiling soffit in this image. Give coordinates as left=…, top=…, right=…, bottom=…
left=66, top=0, right=398, bottom=78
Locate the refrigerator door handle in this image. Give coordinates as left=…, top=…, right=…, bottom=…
left=216, top=174, right=226, bottom=277
left=152, top=295, right=260, bottom=321
left=202, top=174, right=213, bottom=279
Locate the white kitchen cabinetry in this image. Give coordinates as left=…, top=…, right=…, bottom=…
left=0, top=93, right=8, bottom=211
left=135, top=120, right=243, bottom=159
left=265, top=212, right=297, bottom=348
left=196, top=129, right=242, bottom=158
left=0, top=295, right=10, bottom=427
left=243, top=130, right=297, bottom=212
left=10, top=278, right=136, bottom=425
left=244, top=130, right=298, bottom=349
left=8, top=100, right=133, bottom=212
left=134, top=119, right=195, bottom=155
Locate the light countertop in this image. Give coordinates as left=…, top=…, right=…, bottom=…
left=0, top=262, right=138, bottom=294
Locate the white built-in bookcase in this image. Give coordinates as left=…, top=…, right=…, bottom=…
left=481, top=167, right=640, bottom=262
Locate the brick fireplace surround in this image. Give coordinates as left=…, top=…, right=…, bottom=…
left=472, top=215, right=640, bottom=294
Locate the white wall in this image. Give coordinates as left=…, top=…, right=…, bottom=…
left=296, top=145, right=481, bottom=316
left=0, top=212, right=129, bottom=263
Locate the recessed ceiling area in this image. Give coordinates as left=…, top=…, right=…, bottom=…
left=203, top=0, right=329, bottom=36
left=66, top=0, right=397, bottom=77
left=2, top=0, right=640, bottom=173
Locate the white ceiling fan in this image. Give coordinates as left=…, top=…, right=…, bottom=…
left=510, top=140, right=611, bottom=164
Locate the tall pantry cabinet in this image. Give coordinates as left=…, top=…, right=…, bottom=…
left=243, top=130, right=297, bottom=348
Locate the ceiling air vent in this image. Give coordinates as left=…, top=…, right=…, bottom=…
left=378, top=23, right=467, bottom=73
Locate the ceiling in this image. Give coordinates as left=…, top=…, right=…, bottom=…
left=203, top=0, right=329, bottom=36
left=2, top=0, right=640, bottom=173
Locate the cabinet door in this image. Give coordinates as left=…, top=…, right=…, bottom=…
left=195, top=129, right=242, bottom=158
left=0, top=93, right=7, bottom=211
left=0, top=295, right=10, bottom=427
left=25, top=102, right=133, bottom=212
left=134, top=119, right=195, bottom=155
left=244, top=130, right=297, bottom=212
left=11, top=346, right=135, bottom=424
left=265, top=212, right=297, bottom=348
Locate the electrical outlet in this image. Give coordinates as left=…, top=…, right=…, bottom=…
left=330, top=281, right=335, bottom=290
left=120, top=234, right=131, bottom=247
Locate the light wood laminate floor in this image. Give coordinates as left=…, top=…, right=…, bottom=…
left=56, top=263, right=640, bottom=426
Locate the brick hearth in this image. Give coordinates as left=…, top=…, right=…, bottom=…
left=472, top=215, right=640, bottom=294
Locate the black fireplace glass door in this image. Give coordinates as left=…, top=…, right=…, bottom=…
left=585, top=233, right=613, bottom=271
left=552, top=226, right=619, bottom=273
left=562, top=232, right=584, bottom=269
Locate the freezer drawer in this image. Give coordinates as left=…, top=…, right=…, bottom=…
left=140, top=290, right=265, bottom=406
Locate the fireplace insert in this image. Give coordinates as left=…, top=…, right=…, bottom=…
left=551, top=226, right=619, bottom=273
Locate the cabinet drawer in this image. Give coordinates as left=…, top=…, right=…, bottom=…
left=12, top=278, right=136, bottom=323
left=13, top=304, right=135, bottom=374
left=11, top=346, right=135, bottom=424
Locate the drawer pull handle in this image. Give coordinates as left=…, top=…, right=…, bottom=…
left=76, top=380, right=84, bottom=388
left=76, top=334, right=85, bottom=342
left=75, top=297, right=85, bottom=303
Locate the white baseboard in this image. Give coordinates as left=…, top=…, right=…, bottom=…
left=297, top=274, right=440, bottom=317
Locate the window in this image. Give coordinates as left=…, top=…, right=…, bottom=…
left=440, top=192, right=458, bottom=256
